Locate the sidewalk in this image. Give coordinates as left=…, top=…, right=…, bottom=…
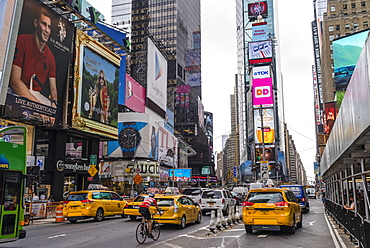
left=28, top=216, right=65, bottom=225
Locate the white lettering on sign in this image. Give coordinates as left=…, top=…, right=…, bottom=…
left=56, top=160, right=89, bottom=172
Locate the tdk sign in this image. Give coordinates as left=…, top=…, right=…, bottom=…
left=252, top=66, right=270, bottom=79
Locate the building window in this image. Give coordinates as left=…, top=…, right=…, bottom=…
left=353, top=23, right=359, bottom=29
left=329, top=26, right=334, bottom=32
left=364, top=21, right=368, bottom=28
left=343, top=4, right=347, bottom=9
left=330, top=6, right=335, bottom=11
left=335, top=25, right=340, bottom=31
left=351, top=3, right=356, bottom=8
left=345, top=24, right=350, bottom=29
left=329, top=35, right=334, bottom=41
left=361, top=2, right=366, bottom=7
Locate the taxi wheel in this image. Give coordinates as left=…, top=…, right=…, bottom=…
left=94, top=208, right=104, bottom=222
left=195, top=212, right=202, bottom=224
left=179, top=216, right=186, bottom=229
left=245, top=225, right=252, bottom=234
left=297, top=213, right=303, bottom=228
left=130, top=215, right=137, bottom=221
left=287, top=215, right=296, bottom=234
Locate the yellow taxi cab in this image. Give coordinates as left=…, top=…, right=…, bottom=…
left=124, top=194, right=150, bottom=221
left=242, top=187, right=302, bottom=234
left=153, top=194, right=202, bottom=229
left=63, top=190, right=127, bottom=223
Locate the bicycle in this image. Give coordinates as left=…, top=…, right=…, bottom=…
left=136, top=212, right=161, bottom=244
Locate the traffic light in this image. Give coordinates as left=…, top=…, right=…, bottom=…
left=256, top=150, right=262, bottom=161
left=122, top=38, right=131, bottom=52
left=26, top=166, right=40, bottom=187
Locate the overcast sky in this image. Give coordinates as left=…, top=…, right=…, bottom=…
left=88, top=0, right=317, bottom=179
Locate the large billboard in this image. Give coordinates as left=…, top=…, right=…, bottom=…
left=169, top=168, right=192, bottom=181
left=248, top=40, right=273, bottom=65
left=147, top=38, right=167, bottom=111
left=252, top=77, right=273, bottom=107
left=124, top=74, right=145, bottom=113
left=4, top=0, right=74, bottom=127
left=248, top=1, right=268, bottom=21
left=332, top=29, right=370, bottom=91
left=252, top=22, right=268, bottom=41
left=0, top=0, right=17, bottom=103
left=254, top=108, right=275, bottom=144
left=72, top=29, right=120, bottom=139
left=323, top=101, right=337, bottom=134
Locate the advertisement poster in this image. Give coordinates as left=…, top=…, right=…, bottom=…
left=252, top=22, right=268, bottom=41
left=124, top=74, right=145, bottom=113
left=333, top=29, right=370, bottom=91
left=147, top=38, right=167, bottom=111
left=323, top=102, right=337, bottom=134
left=252, top=77, right=273, bottom=107
left=5, top=0, right=74, bottom=126
left=169, top=168, right=191, bottom=181
left=254, top=108, right=275, bottom=144
left=248, top=1, right=268, bottom=20
left=80, top=47, right=119, bottom=126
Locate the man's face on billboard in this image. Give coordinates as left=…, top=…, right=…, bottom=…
left=35, top=13, right=51, bottom=44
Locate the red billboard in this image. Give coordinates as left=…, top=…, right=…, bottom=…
left=324, top=102, right=337, bottom=134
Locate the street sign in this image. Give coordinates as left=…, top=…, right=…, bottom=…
left=260, top=161, right=269, bottom=180
left=88, top=165, right=98, bottom=177
left=90, top=155, right=97, bottom=166
left=134, top=174, right=143, bottom=184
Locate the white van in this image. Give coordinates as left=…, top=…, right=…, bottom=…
left=249, top=182, right=264, bottom=190
left=306, top=188, right=316, bottom=199
left=232, top=187, right=249, bottom=196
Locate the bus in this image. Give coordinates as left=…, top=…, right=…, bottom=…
left=0, top=126, right=27, bottom=243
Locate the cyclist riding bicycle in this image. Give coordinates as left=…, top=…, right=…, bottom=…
left=139, top=192, right=161, bottom=238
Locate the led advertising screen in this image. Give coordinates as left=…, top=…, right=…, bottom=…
left=124, top=74, right=145, bottom=113
left=248, top=40, right=272, bottom=65
left=255, top=146, right=276, bottom=164
left=252, top=22, right=268, bottom=41
left=72, top=29, right=120, bottom=139
left=248, top=1, right=268, bottom=20
left=254, top=108, right=275, bottom=144
left=0, top=0, right=17, bottom=103
left=332, top=29, right=370, bottom=91
left=5, top=0, right=74, bottom=127
left=252, top=65, right=270, bottom=79
left=252, top=77, right=273, bottom=107
left=323, top=101, right=337, bottom=134
left=147, top=38, right=167, bottom=111
left=169, top=168, right=192, bottom=182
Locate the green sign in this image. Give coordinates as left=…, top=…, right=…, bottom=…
left=90, top=155, right=97, bottom=166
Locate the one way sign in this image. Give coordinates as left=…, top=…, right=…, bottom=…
left=260, top=161, right=269, bottom=180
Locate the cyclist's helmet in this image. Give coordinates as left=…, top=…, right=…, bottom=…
left=148, top=192, right=155, bottom=198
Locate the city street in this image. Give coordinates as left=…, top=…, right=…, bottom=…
left=0, top=200, right=354, bottom=248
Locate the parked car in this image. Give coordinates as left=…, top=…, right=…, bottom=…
left=182, top=187, right=207, bottom=204
left=230, top=192, right=244, bottom=206
left=200, top=189, right=235, bottom=216
left=153, top=194, right=202, bottom=229
left=279, top=185, right=310, bottom=213
left=232, top=186, right=249, bottom=198
left=63, top=190, right=127, bottom=223
left=242, top=187, right=302, bottom=234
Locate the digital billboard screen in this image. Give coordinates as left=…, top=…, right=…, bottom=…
left=169, top=168, right=192, bottom=181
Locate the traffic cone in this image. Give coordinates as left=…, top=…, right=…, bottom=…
left=55, top=204, right=65, bottom=223
left=227, top=208, right=232, bottom=226
left=221, top=209, right=227, bottom=228
left=216, top=209, right=222, bottom=231
left=235, top=207, right=241, bottom=222
left=231, top=207, right=236, bottom=224
left=208, top=210, right=216, bottom=233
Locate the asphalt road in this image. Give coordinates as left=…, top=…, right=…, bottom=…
left=0, top=200, right=352, bottom=248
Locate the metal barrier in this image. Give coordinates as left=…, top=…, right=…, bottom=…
left=25, top=202, right=61, bottom=220
left=326, top=199, right=370, bottom=248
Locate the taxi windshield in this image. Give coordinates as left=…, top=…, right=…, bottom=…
left=66, top=193, right=88, bottom=201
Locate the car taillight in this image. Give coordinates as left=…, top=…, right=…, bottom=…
left=63, top=201, right=69, bottom=204
left=242, top=201, right=254, bottom=207
left=222, top=198, right=225, bottom=204
left=81, top=199, right=94, bottom=203
left=302, top=197, right=306, bottom=202
left=274, top=201, right=290, bottom=207
left=174, top=203, right=179, bottom=213
left=125, top=204, right=129, bottom=208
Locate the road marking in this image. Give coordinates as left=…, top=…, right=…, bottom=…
left=309, top=221, right=316, bottom=226
left=48, top=234, right=66, bottom=239
left=324, top=212, right=346, bottom=248
left=258, top=234, right=268, bottom=238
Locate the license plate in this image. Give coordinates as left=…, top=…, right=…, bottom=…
left=209, top=203, right=214, bottom=206
left=133, top=206, right=139, bottom=209
left=261, top=210, right=268, bottom=215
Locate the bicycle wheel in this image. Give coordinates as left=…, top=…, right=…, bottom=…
left=136, top=223, right=147, bottom=244
left=151, top=221, right=161, bottom=241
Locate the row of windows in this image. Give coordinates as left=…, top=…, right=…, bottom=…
left=330, top=1, right=366, bottom=11
left=328, top=21, right=368, bottom=33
